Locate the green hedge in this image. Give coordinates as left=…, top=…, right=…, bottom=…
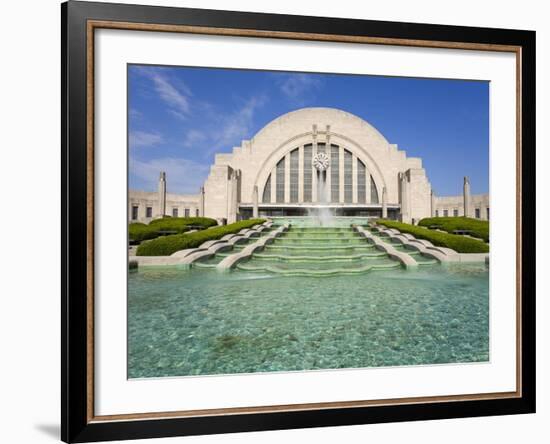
left=136, top=219, right=266, bottom=256
left=148, top=217, right=217, bottom=230
left=129, top=217, right=217, bottom=243
left=128, top=223, right=162, bottom=243
left=376, top=219, right=489, bottom=253
left=418, top=217, right=489, bottom=242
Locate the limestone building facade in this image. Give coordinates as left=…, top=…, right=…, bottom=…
left=128, top=108, right=489, bottom=224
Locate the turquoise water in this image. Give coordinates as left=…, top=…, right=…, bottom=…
left=128, top=263, right=489, bottom=378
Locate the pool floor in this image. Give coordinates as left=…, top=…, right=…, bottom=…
left=128, top=263, right=489, bottom=378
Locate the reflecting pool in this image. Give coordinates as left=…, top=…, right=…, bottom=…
left=128, top=262, right=489, bottom=378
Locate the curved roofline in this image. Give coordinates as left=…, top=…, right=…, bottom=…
left=252, top=107, right=390, bottom=144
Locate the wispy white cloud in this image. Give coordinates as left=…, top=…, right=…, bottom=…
left=138, top=67, right=192, bottom=118
left=208, top=95, right=268, bottom=153
left=183, top=129, right=207, bottom=148
left=278, top=74, right=323, bottom=104
left=129, top=130, right=163, bottom=148
left=130, top=157, right=210, bottom=194
left=129, top=108, right=142, bottom=119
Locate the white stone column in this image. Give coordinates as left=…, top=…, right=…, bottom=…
left=157, top=171, right=166, bottom=217
left=298, top=145, right=304, bottom=203
left=270, top=166, right=276, bottom=203
left=199, top=186, right=205, bottom=217
left=284, top=153, right=290, bottom=203
left=430, top=190, right=436, bottom=217
left=339, top=146, right=345, bottom=203
left=382, top=186, right=388, bottom=218
left=226, top=170, right=233, bottom=222
left=400, top=172, right=411, bottom=223
left=463, top=176, right=471, bottom=218
left=252, top=185, right=258, bottom=218
left=352, top=154, right=358, bottom=203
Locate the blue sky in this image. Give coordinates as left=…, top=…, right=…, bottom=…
left=128, top=65, right=489, bottom=196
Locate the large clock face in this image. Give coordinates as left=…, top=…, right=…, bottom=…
left=312, top=152, right=330, bottom=171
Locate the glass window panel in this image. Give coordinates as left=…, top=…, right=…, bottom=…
left=290, top=149, right=299, bottom=203
left=303, top=144, right=312, bottom=202
left=357, top=159, right=366, bottom=203
left=262, top=174, right=271, bottom=203
left=276, top=158, right=285, bottom=203
left=370, top=176, right=379, bottom=204
left=344, top=150, right=353, bottom=203
left=331, top=145, right=339, bottom=203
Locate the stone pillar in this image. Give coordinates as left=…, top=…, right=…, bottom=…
left=463, top=176, right=471, bottom=218
left=199, top=186, right=205, bottom=217
left=431, top=190, right=436, bottom=217
left=227, top=169, right=239, bottom=224
left=382, top=186, right=388, bottom=218
left=226, top=170, right=234, bottom=222
left=157, top=171, right=166, bottom=217
left=252, top=185, right=259, bottom=218
left=400, top=172, right=410, bottom=223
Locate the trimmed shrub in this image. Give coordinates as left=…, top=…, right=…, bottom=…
left=148, top=217, right=217, bottom=231
left=128, top=223, right=161, bottom=243
left=128, top=217, right=217, bottom=243
left=136, top=219, right=266, bottom=256
left=418, top=216, right=489, bottom=242
left=376, top=219, right=489, bottom=253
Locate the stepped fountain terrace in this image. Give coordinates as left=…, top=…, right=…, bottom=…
left=128, top=217, right=489, bottom=378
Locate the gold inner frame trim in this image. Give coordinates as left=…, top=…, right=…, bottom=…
left=86, top=19, right=523, bottom=423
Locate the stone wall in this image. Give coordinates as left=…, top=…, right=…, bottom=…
left=128, top=190, right=200, bottom=223
left=434, top=194, right=490, bottom=220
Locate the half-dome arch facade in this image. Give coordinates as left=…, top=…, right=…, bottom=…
left=202, top=107, right=432, bottom=223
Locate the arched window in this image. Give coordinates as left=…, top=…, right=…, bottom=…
left=259, top=142, right=382, bottom=206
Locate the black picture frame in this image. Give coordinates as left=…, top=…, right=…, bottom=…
left=61, top=1, right=536, bottom=442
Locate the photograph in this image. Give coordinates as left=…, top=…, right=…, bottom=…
left=127, top=65, right=491, bottom=379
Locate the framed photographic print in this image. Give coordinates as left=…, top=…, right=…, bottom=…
left=61, top=1, right=536, bottom=442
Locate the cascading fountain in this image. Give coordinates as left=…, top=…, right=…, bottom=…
left=308, top=152, right=334, bottom=227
